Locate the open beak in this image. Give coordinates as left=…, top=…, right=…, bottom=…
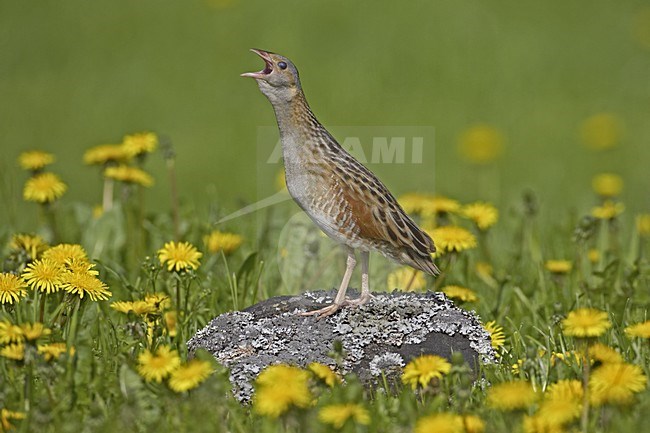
left=241, top=49, right=274, bottom=79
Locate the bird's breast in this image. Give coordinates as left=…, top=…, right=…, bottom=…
left=281, top=141, right=365, bottom=247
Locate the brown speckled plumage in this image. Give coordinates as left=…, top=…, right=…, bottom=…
left=243, top=49, right=438, bottom=316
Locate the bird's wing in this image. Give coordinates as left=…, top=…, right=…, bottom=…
left=328, top=149, right=439, bottom=275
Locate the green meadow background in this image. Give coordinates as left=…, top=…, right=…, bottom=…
left=1, top=0, right=649, bottom=228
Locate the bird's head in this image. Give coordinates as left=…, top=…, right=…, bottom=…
left=241, top=49, right=301, bottom=104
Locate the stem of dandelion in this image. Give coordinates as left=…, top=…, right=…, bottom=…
left=580, top=341, right=591, bottom=433
left=183, top=277, right=190, bottom=326
left=42, top=202, right=60, bottom=244
left=492, top=278, right=508, bottom=320
left=38, top=291, right=46, bottom=324
left=65, top=297, right=82, bottom=399
left=175, top=277, right=182, bottom=350
left=137, top=184, right=145, bottom=260
left=433, top=253, right=455, bottom=291
left=123, top=185, right=137, bottom=275
left=102, top=177, right=114, bottom=212
left=478, top=230, right=492, bottom=263
left=22, top=353, right=34, bottom=432
left=406, top=268, right=418, bottom=291
left=607, top=219, right=620, bottom=253
left=31, top=288, right=39, bottom=323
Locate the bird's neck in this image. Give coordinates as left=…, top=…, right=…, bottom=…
left=270, top=91, right=322, bottom=142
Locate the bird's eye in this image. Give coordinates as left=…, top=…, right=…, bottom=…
left=278, top=61, right=288, bottom=70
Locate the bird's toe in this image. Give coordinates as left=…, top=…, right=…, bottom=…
left=299, top=303, right=342, bottom=318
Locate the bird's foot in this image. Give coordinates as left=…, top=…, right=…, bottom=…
left=345, top=292, right=374, bottom=307
left=299, top=302, right=343, bottom=318
left=300, top=293, right=375, bottom=317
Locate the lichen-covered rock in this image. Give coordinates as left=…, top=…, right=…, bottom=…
left=188, top=290, right=496, bottom=402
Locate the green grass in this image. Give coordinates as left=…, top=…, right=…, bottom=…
left=1, top=1, right=650, bottom=432
left=1, top=150, right=649, bottom=431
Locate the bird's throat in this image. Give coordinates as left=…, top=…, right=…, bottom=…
left=270, top=90, right=321, bottom=144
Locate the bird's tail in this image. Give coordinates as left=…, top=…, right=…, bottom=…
left=403, top=248, right=440, bottom=276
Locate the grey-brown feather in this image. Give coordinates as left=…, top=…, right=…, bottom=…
left=311, top=127, right=439, bottom=276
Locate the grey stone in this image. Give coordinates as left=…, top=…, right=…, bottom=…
left=187, top=290, right=496, bottom=402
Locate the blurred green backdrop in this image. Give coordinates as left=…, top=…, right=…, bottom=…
left=1, top=0, right=649, bottom=229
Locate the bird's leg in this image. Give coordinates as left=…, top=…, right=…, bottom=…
left=346, top=251, right=373, bottom=306
left=301, top=248, right=356, bottom=317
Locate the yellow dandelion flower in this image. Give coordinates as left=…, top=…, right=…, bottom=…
left=104, top=165, right=154, bottom=187
left=475, top=261, right=493, bottom=277
left=589, top=362, right=647, bottom=406
left=462, top=415, right=485, bottom=433
left=168, top=359, right=213, bottom=392
left=61, top=271, right=112, bottom=301
left=0, top=321, right=24, bottom=344
left=511, top=359, right=523, bottom=374
left=401, top=354, right=451, bottom=389
left=636, top=214, right=650, bottom=237
left=9, top=233, right=49, bottom=260
left=83, top=144, right=131, bottom=165
left=550, top=350, right=581, bottom=367
left=254, top=365, right=312, bottom=418
left=318, top=403, right=370, bottom=429
left=308, top=362, right=340, bottom=387
left=544, top=260, right=572, bottom=274
left=484, top=321, right=505, bottom=350
left=587, top=249, right=600, bottom=264
left=164, top=311, right=177, bottom=337
left=589, top=343, right=623, bottom=365
left=18, top=150, right=55, bottom=171
left=42, top=243, right=88, bottom=266
left=442, top=285, right=478, bottom=302
left=580, top=113, right=622, bottom=150
left=399, top=193, right=460, bottom=216
left=276, top=170, right=287, bottom=192
left=562, top=308, right=611, bottom=338
left=398, top=193, right=428, bottom=214
left=415, top=413, right=464, bottom=433
left=137, top=346, right=181, bottom=383
left=0, top=273, right=28, bottom=305
left=111, top=300, right=157, bottom=316
left=625, top=320, right=650, bottom=339
left=537, top=396, right=581, bottom=426
left=22, top=258, right=65, bottom=294
left=487, top=381, right=538, bottom=411
left=63, top=258, right=99, bottom=276
left=428, top=226, right=477, bottom=254
left=458, top=123, right=504, bottom=164
left=121, top=132, right=158, bottom=158
left=387, top=267, right=425, bottom=291
left=462, top=202, right=498, bottom=230
left=23, top=172, right=67, bottom=203
left=132, top=300, right=159, bottom=315
left=203, top=231, right=243, bottom=254
left=144, top=293, right=171, bottom=311
left=592, top=200, right=624, bottom=220
left=546, top=379, right=583, bottom=402
left=111, top=301, right=135, bottom=314
left=38, top=342, right=73, bottom=361
left=158, top=241, right=202, bottom=272
left=421, top=196, right=461, bottom=217
left=20, top=322, right=51, bottom=341
left=522, top=415, right=565, bottom=433
left=0, top=343, right=24, bottom=361
left=1, top=408, right=26, bottom=432
left=591, top=173, right=623, bottom=197
left=92, top=204, right=104, bottom=219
